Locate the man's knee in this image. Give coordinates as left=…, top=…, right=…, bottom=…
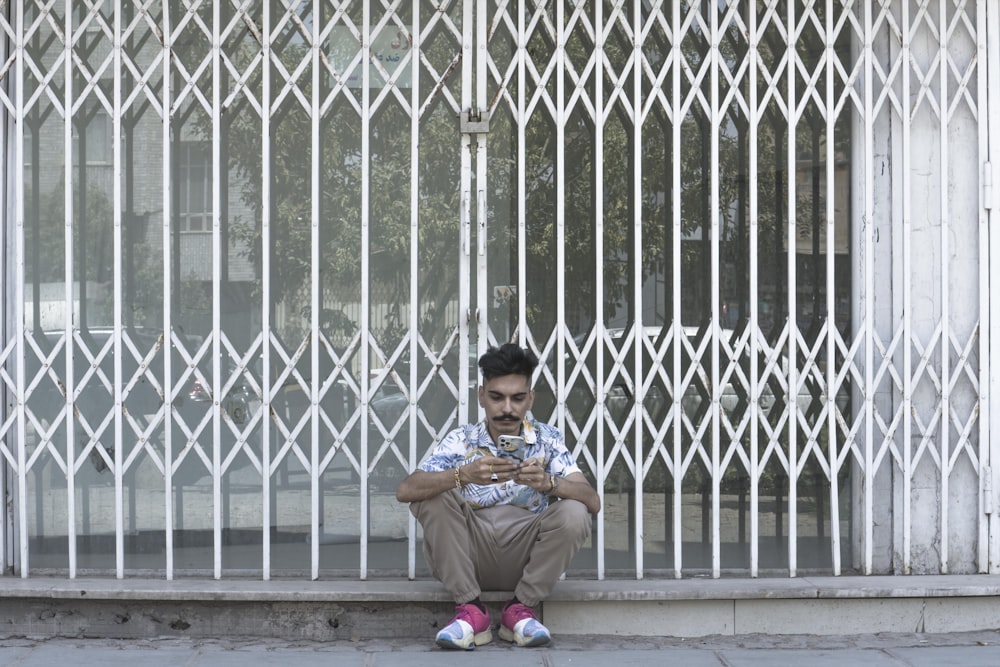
left=544, top=499, right=592, bottom=539
left=410, top=489, right=463, bottom=521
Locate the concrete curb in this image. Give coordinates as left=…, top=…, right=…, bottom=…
left=1, top=574, right=998, bottom=640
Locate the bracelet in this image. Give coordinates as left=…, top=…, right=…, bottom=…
left=454, top=467, right=463, bottom=489
left=549, top=474, right=559, bottom=494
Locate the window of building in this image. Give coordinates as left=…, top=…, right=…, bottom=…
left=72, top=110, right=113, bottom=166
left=177, top=142, right=211, bottom=232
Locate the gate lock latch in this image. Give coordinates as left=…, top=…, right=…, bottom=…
left=460, top=109, right=490, bottom=135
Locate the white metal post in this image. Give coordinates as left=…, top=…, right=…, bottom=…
left=901, top=0, right=913, bottom=576
left=862, top=0, right=876, bottom=576
left=261, top=0, right=273, bottom=581
left=986, top=0, right=1000, bottom=573
left=670, top=0, right=683, bottom=579
left=824, top=0, right=840, bottom=576
left=938, top=0, right=952, bottom=575
left=405, top=0, right=421, bottom=582
left=592, top=0, right=609, bottom=582
left=475, top=0, right=488, bottom=359
left=748, top=0, right=761, bottom=579
left=0, top=3, right=5, bottom=578
left=709, top=2, right=721, bottom=579
left=162, top=0, right=175, bottom=580
left=309, top=0, right=321, bottom=582
left=12, top=0, right=27, bottom=578
left=359, top=0, right=372, bottom=579
left=112, top=0, right=125, bottom=579
left=61, top=0, right=77, bottom=579
left=211, top=0, right=223, bottom=580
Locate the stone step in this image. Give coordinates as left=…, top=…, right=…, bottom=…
left=1, top=574, right=998, bottom=641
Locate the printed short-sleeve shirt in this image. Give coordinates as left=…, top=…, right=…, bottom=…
left=419, top=418, right=581, bottom=514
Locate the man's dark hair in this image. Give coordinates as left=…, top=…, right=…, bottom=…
left=478, top=343, right=539, bottom=382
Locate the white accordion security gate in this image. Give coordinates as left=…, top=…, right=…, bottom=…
left=0, top=1, right=997, bottom=582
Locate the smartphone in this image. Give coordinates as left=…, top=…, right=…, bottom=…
left=497, top=434, right=526, bottom=461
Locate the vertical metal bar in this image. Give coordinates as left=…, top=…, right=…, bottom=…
left=475, top=0, right=488, bottom=361
left=62, top=0, right=77, bottom=579
left=748, top=0, right=760, bottom=579
left=470, top=0, right=484, bottom=457
left=974, top=0, right=990, bottom=573
left=211, top=0, right=222, bottom=578
left=113, top=0, right=125, bottom=578
left=0, top=2, right=7, bottom=578
left=983, top=0, right=1000, bottom=575
left=590, top=0, right=608, bottom=583
left=901, top=0, right=913, bottom=575
left=671, top=0, right=683, bottom=579
left=938, top=0, right=951, bottom=575
left=785, top=0, right=799, bottom=577
left=630, top=0, right=645, bottom=575
left=825, top=0, right=841, bottom=576
left=405, top=0, right=421, bottom=581
left=359, top=0, right=372, bottom=578
left=309, top=0, right=321, bottom=581
left=709, top=1, right=721, bottom=579
left=14, top=0, right=28, bottom=577
left=262, top=0, right=273, bottom=580
left=517, top=0, right=529, bottom=451
left=162, top=0, right=175, bottom=580
left=862, top=0, right=875, bottom=575
left=458, top=0, right=471, bottom=419
left=555, top=1, right=569, bottom=506
left=458, top=0, right=472, bottom=429
left=553, top=1, right=572, bottom=564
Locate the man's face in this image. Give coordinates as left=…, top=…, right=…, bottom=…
left=478, top=373, right=534, bottom=440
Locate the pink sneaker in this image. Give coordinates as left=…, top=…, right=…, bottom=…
left=499, top=600, right=551, bottom=647
left=435, top=602, right=493, bottom=650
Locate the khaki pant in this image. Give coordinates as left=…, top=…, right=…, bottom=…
left=410, top=490, right=592, bottom=608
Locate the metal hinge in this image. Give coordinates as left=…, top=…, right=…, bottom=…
left=460, top=108, right=490, bottom=135
left=985, top=466, right=994, bottom=515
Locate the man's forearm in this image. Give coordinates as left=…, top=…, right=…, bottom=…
left=550, top=472, right=601, bottom=514
left=395, top=468, right=463, bottom=503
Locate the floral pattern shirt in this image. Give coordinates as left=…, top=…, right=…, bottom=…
left=419, top=418, right=582, bottom=514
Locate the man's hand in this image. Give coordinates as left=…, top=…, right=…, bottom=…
left=472, top=455, right=518, bottom=485
left=512, top=457, right=550, bottom=491
left=395, top=455, right=519, bottom=503
left=514, top=459, right=602, bottom=514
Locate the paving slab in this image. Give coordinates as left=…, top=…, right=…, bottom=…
left=887, top=645, right=1000, bottom=667
left=547, top=648, right=723, bottom=666
left=1, top=631, right=999, bottom=667
left=0, top=644, right=33, bottom=664
left=9, top=644, right=198, bottom=667
left=372, top=651, right=540, bottom=666
left=190, top=650, right=365, bottom=667
left=716, top=648, right=902, bottom=666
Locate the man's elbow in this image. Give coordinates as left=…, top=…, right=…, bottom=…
left=395, top=486, right=412, bottom=504
left=395, top=479, right=414, bottom=504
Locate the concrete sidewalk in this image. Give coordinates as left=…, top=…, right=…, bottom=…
left=2, top=631, right=1000, bottom=666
